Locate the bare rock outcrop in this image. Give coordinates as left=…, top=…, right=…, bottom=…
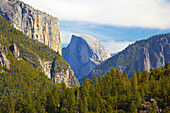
left=0, top=0, right=61, bottom=54
left=138, top=47, right=151, bottom=72
left=38, top=56, right=80, bottom=87
left=62, top=35, right=111, bottom=79
left=10, top=43, right=20, bottom=58
left=50, top=57, right=80, bottom=87
left=0, top=44, right=10, bottom=69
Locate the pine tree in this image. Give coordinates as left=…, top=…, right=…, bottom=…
left=15, top=94, right=24, bottom=112
left=60, top=107, right=69, bottom=113
left=51, top=84, right=60, bottom=109
left=83, top=95, right=88, bottom=113
left=140, top=85, right=145, bottom=99
left=129, top=100, right=137, bottom=113
left=59, top=82, right=67, bottom=104
left=79, top=99, right=83, bottom=113
left=84, top=77, right=91, bottom=92
left=33, top=88, right=46, bottom=112
left=137, top=69, right=142, bottom=83
left=7, top=94, right=15, bottom=113
left=107, top=96, right=114, bottom=113
left=141, top=70, right=150, bottom=97
left=46, top=90, right=56, bottom=113
left=123, top=72, right=130, bottom=86
left=149, top=103, right=157, bottom=113
left=93, top=76, right=98, bottom=88
left=66, top=89, right=76, bottom=113
left=133, top=91, right=141, bottom=104
left=131, top=71, right=138, bottom=93
left=23, top=92, right=36, bottom=113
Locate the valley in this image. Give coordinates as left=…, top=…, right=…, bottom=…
left=0, top=0, right=169, bottom=112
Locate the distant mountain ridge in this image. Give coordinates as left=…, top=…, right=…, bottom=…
left=62, top=35, right=111, bottom=79
left=111, top=52, right=119, bottom=57
left=80, top=33, right=170, bottom=83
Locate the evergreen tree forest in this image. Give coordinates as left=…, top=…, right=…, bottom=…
left=0, top=64, right=169, bottom=112
left=0, top=16, right=169, bottom=113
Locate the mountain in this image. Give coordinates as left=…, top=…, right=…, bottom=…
left=0, top=0, right=61, bottom=54
left=0, top=16, right=79, bottom=87
left=81, top=33, right=170, bottom=82
left=62, top=35, right=111, bottom=79
left=111, top=52, right=119, bottom=57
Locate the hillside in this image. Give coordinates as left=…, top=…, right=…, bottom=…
left=0, top=16, right=79, bottom=88
left=0, top=15, right=169, bottom=112
left=1, top=59, right=169, bottom=112
left=81, top=33, right=170, bottom=83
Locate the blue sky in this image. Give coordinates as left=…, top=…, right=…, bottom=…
left=22, top=0, right=170, bottom=53
left=60, top=21, right=170, bottom=53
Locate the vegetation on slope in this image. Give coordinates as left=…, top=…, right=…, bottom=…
left=0, top=60, right=169, bottom=112
left=0, top=16, right=69, bottom=73
left=0, top=16, right=169, bottom=113
left=84, top=33, right=170, bottom=83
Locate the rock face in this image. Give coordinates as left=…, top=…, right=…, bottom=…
left=0, top=0, right=61, bottom=54
left=38, top=57, right=80, bottom=87
left=0, top=43, right=10, bottom=69
left=50, top=58, right=79, bottom=87
left=10, top=43, right=20, bottom=58
left=0, top=16, right=79, bottom=87
left=62, top=35, right=111, bottom=79
left=138, top=47, right=151, bottom=72
left=83, top=33, right=170, bottom=83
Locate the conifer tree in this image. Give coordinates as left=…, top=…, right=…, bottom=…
left=149, top=103, right=157, bottom=113
left=81, top=95, right=88, bottom=113
left=66, top=89, right=76, bottom=113
left=6, top=94, right=15, bottom=113
left=93, top=76, right=98, bottom=88
left=129, top=100, right=137, bottom=113
left=15, top=94, right=24, bottom=112
left=142, top=70, right=150, bottom=93
left=137, top=69, right=142, bottom=83
left=131, top=71, right=138, bottom=93
left=23, top=92, right=36, bottom=113
left=123, top=72, right=130, bottom=86
left=46, top=90, right=56, bottom=113
left=51, top=84, right=60, bottom=108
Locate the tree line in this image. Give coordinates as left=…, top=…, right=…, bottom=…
left=0, top=63, right=169, bottom=113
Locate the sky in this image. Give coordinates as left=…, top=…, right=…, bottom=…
left=21, top=0, right=170, bottom=53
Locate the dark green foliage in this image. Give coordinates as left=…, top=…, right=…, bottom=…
left=128, top=100, right=137, bottom=113
left=77, top=64, right=170, bottom=112
left=0, top=16, right=169, bottom=113
left=0, top=16, right=72, bottom=112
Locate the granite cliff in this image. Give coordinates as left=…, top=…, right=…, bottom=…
left=0, top=16, right=79, bottom=87
left=80, top=33, right=170, bottom=83
left=0, top=0, right=61, bottom=54
left=62, top=35, right=111, bottom=79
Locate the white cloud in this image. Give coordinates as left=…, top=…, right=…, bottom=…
left=21, top=0, right=170, bottom=29
left=103, top=40, right=133, bottom=53
left=60, top=31, right=73, bottom=44
left=60, top=30, right=132, bottom=53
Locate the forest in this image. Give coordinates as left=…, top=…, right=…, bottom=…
left=0, top=63, right=169, bottom=113
left=0, top=16, right=169, bottom=113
